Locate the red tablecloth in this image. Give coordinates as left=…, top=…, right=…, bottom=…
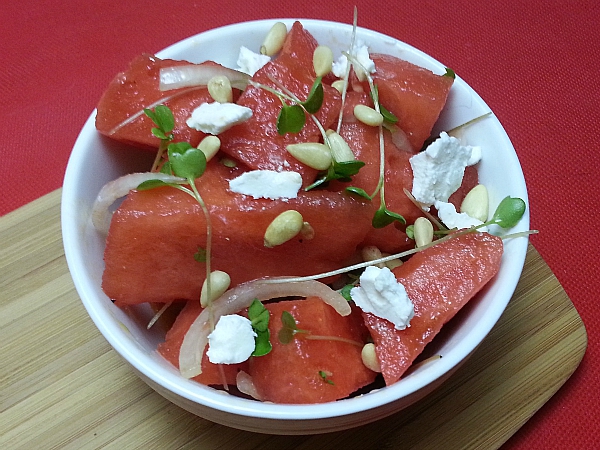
left=2, top=1, right=598, bottom=447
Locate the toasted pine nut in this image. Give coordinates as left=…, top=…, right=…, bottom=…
left=197, top=135, right=221, bottom=161
left=260, top=22, right=287, bottom=56
left=331, top=79, right=345, bottom=93
left=207, top=75, right=233, bottom=103
left=264, top=210, right=304, bottom=248
left=460, top=184, right=489, bottom=222
left=382, top=253, right=403, bottom=270
left=313, top=45, right=334, bottom=77
left=200, top=270, right=231, bottom=307
left=361, top=245, right=385, bottom=268
left=326, top=129, right=355, bottom=163
left=361, top=343, right=381, bottom=372
left=286, top=142, right=332, bottom=170
left=354, top=104, right=384, bottom=126
left=414, top=217, right=434, bottom=248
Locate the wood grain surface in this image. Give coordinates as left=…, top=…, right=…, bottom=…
left=0, top=190, right=587, bottom=450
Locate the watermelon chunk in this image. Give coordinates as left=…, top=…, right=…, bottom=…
left=157, top=300, right=247, bottom=386
left=249, top=297, right=376, bottom=404
left=102, top=160, right=373, bottom=305
left=95, top=54, right=221, bottom=150
left=218, top=22, right=342, bottom=186
left=362, top=232, right=503, bottom=385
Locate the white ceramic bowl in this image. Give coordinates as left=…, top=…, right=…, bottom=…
left=61, top=19, right=529, bottom=434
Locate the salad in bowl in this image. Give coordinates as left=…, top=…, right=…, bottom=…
left=61, top=16, right=530, bottom=434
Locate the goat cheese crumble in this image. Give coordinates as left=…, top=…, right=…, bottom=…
left=332, top=42, right=376, bottom=81
left=206, top=314, right=257, bottom=364
left=410, top=132, right=481, bottom=207
left=435, top=201, right=487, bottom=231
left=237, top=46, right=271, bottom=76
left=187, top=102, right=253, bottom=135
left=350, top=266, right=414, bottom=330
left=229, top=170, right=303, bottom=200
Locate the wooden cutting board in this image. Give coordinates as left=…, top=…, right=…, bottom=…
left=0, top=189, right=587, bottom=449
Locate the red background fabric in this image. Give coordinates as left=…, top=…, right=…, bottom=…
left=2, top=1, right=598, bottom=447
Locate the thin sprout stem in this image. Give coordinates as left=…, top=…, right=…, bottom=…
left=304, top=334, right=364, bottom=347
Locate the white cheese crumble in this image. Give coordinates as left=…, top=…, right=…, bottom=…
left=435, top=201, right=487, bottom=231
left=229, top=170, right=302, bottom=200
left=410, top=132, right=480, bottom=207
left=187, top=102, right=252, bottom=135
left=237, top=46, right=271, bottom=76
left=350, top=266, right=414, bottom=330
left=332, top=41, right=376, bottom=81
left=206, top=314, right=257, bottom=364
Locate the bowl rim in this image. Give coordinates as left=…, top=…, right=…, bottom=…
left=61, top=18, right=529, bottom=422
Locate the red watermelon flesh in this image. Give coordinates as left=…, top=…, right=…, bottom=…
left=157, top=300, right=247, bottom=386
left=102, top=160, right=373, bottom=305
left=95, top=54, right=220, bottom=150
left=368, top=54, right=454, bottom=152
left=249, top=297, right=376, bottom=404
left=218, top=22, right=342, bottom=187
left=362, top=232, right=503, bottom=386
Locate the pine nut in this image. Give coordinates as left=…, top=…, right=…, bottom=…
left=354, top=104, right=384, bottom=126
left=200, top=270, right=231, bottom=307
left=286, top=142, right=332, bottom=170
left=264, top=210, right=304, bottom=248
left=361, top=245, right=385, bottom=268
left=326, top=129, right=355, bottom=163
left=300, top=221, right=315, bottom=240
left=361, top=343, right=381, bottom=372
left=207, top=75, right=233, bottom=103
left=197, top=135, right=221, bottom=161
left=460, top=184, right=489, bottom=222
left=260, top=22, right=287, bottom=56
left=414, top=217, right=434, bottom=248
left=331, top=80, right=345, bottom=93
left=313, top=45, right=334, bottom=77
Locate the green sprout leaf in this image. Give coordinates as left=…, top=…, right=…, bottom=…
left=167, top=142, right=207, bottom=180
left=277, top=104, right=306, bottom=135
left=137, top=179, right=171, bottom=191
left=372, top=206, right=406, bottom=229
left=370, top=85, right=397, bottom=124
left=305, top=160, right=366, bottom=191
left=301, top=77, right=324, bottom=114
left=318, top=370, right=335, bottom=385
left=144, top=105, right=175, bottom=137
left=444, top=67, right=456, bottom=79
left=345, top=186, right=372, bottom=200
left=193, top=247, right=207, bottom=263
left=278, top=310, right=299, bottom=345
left=248, top=299, right=272, bottom=357
left=339, top=284, right=354, bottom=302
left=488, top=196, right=526, bottom=228
left=405, top=224, right=415, bottom=240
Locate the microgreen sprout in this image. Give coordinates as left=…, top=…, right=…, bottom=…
left=443, top=67, right=456, bottom=79
left=138, top=106, right=215, bottom=314
left=248, top=299, right=272, bottom=357
left=318, top=370, right=335, bottom=385
left=305, top=159, right=365, bottom=190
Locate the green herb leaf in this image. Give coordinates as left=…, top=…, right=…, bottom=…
left=278, top=310, right=298, bottom=345
left=372, top=206, right=406, bottom=228
left=252, top=329, right=272, bottom=356
left=305, top=160, right=366, bottom=191
left=168, top=142, right=207, bottom=180
left=193, top=247, right=207, bottom=263
left=405, top=224, right=415, bottom=240
left=339, top=284, right=354, bottom=302
left=345, top=186, right=372, bottom=200
left=277, top=104, right=306, bottom=135
left=137, top=179, right=170, bottom=191
left=301, top=77, right=324, bottom=114
left=144, top=105, right=175, bottom=136
left=318, top=370, right=335, bottom=385
left=370, top=85, right=398, bottom=124
left=444, top=68, right=456, bottom=79
left=489, top=196, right=526, bottom=228
left=248, top=299, right=270, bottom=333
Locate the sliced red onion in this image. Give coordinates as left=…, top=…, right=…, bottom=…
left=385, top=123, right=414, bottom=153
left=179, top=278, right=350, bottom=378
left=236, top=371, right=263, bottom=401
left=159, top=65, right=250, bottom=91
left=91, top=172, right=185, bottom=234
